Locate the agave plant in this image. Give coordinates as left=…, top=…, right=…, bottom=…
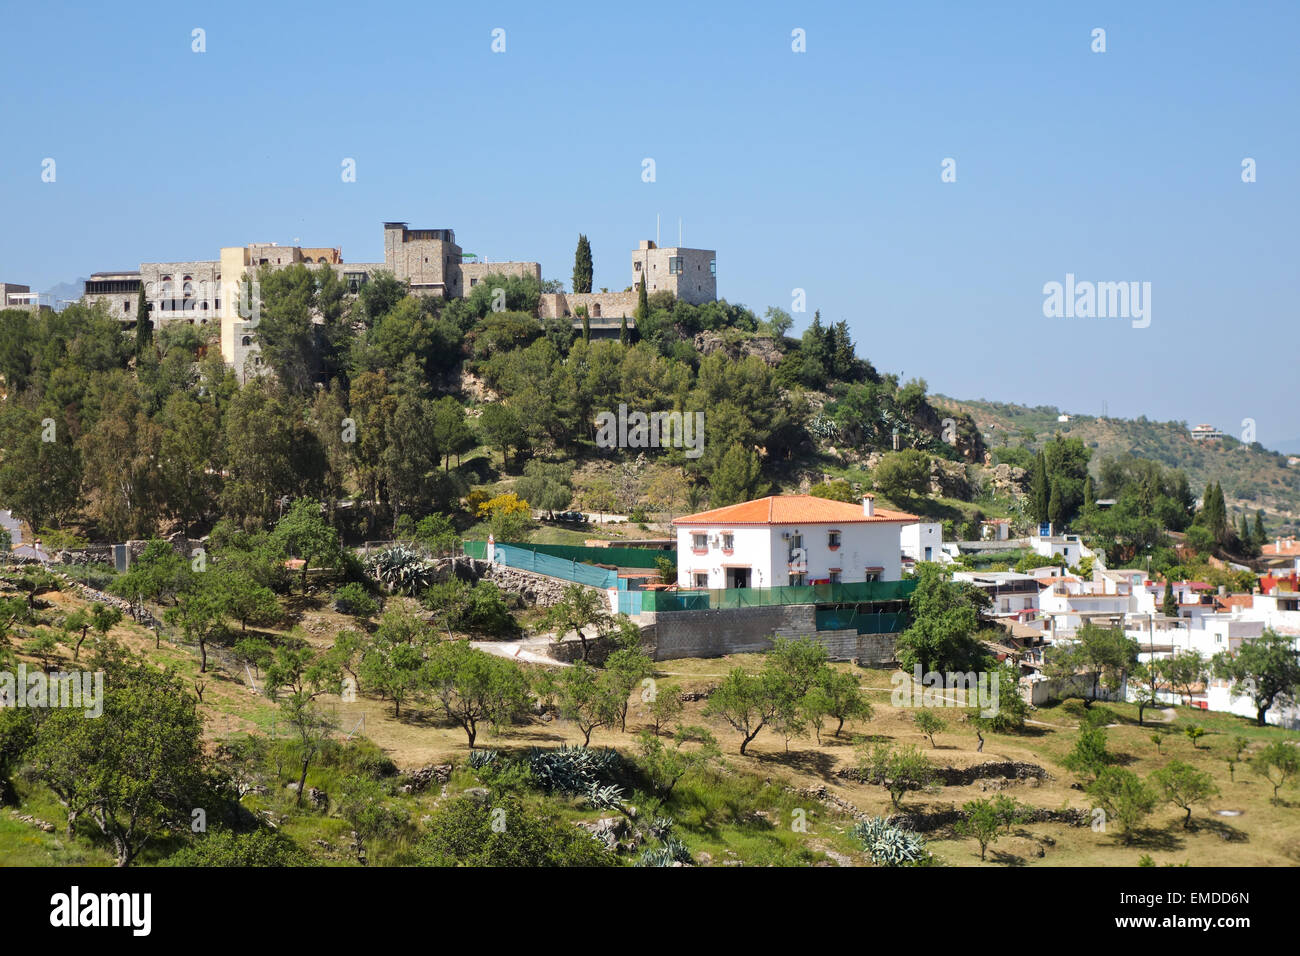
left=528, top=745, right=622, bottom=795
left=585, top=782, right=625, bottom=810
left=851, top=817, right=930, bottom=867
left=467, top=749, right=499, bottom=770
left=364, top=545, right=438, bottom=595
left=635, top=837, right=692, bottom=867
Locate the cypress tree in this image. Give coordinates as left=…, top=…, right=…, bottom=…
left=1210, top=482, right=1228, bottom=543
left=134, top=288, right=152, bottom=357
left=635, top=276, right=648, bottom=324
left=1254, top=509, right=1267, bottom=547
left=1239, top=514, right=1252, bottom=551
left=1031, top=452, right=1050, bottom=524
left=1162, top=581, right=1178, bottom=617
left=581, top=310, right=590, bottom=344
left=619, top=314, right=628, bottom=346
left=572, top=234, right=593, bottom=294
left=1083, top=475, right=1096, bottom=509
left=1047, top=478, right=1064, bottom=528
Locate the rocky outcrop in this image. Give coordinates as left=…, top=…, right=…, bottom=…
left=574, top=815, right=639, bottom=852
left=401, top=764, right=453, bottom=794
left=692, top=331, right=783, bottom=367
left=929, top=459, right=973, bottom=499
left=983, top=463, right=1030, bottom=499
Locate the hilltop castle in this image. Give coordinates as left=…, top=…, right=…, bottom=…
left=81, top=222, right=715, bottom=380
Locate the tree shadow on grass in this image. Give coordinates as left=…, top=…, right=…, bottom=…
left=988, top=847, right=1027, bottom=866
left=1121, top=825, right=1185, bottom=852
left=1193, top=816, right=1249, bottom=843
left=755, top=747, right=841, bottom=785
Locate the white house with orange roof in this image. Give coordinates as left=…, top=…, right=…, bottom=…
left=672, top=494, right=916, bottom=589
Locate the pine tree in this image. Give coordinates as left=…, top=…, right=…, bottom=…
left=134, top=288, right=152, bottom=357
left=572, top=234, right=593, bottom=294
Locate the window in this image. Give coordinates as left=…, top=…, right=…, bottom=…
left=709, top=258, right=716, bottom=275
left=692, top=533, right=708, bottom=552
left=721, top=533, right=734, bottom=552
left=668, top=256, right=683, bottom=275
left=123, top=301, right=130, bottom=312
left=693, top=573, right=708, bottom=588
left=789, top=572, right=806, bottom=586
left=241, top=336, right=251, bottom=347
left=633, top=261, right=641, bottom=272
left=828, top=570, right=842, bottom=584
left=828, top=530, right=841, bottom=549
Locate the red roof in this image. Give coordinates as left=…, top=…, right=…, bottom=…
left=673, top=494, right=917, bottom=526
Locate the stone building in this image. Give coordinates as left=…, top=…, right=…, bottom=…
left=538, top=239, right=716, bottom=326
left=82, top=221, right=541, bottom=379
left=81, top=223, right=714, bottom=376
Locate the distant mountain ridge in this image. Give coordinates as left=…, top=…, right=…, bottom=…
left=41, top=278, right=88, bottom=311
left=932, top=395, right=1300, bottom=533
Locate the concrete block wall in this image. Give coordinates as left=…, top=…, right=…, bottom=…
left=648, top=604, right=899, bottom=665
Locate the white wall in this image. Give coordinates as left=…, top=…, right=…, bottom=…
left=676, top=520, right=906, bottom=588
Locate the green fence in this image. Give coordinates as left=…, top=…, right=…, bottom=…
left=643, top=579, right=915, bottom=612
left=464, top=541, right=617, bottom=588
left=462, top=540, right=665, bottom=569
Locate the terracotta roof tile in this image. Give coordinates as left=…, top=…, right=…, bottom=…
left=673, top=495, right=917, bottom=526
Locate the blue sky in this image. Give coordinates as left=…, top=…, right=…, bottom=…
left=2, top=1, right=1297, bottom=446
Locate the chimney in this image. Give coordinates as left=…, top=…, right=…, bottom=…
left=862, top=495, right=875, bottom=517
left=1278, top=538, right=1283, bottom=552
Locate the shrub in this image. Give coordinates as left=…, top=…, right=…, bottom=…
left=528, top=745, right=621, bottom=795
left=364, top=545, right=437, bottom=595
left=332, top=582, right=380, bottom=617
left=851, top=817, right=931, bottom=867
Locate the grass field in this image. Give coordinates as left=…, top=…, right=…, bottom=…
left=3, top=583, right=1297, bottom=867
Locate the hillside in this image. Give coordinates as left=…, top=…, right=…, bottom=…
left=933, top=396, right=1300, bottom=535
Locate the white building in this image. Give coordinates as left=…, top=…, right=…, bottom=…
left=900, top=521, right=947, bottom=565
left=1030, top=529, right=1091, bottom=566
left=1262, top=537, right=1300, bottom=575
left=672, top=494, right=916, bottom=589
left=953, top=571, right=1041, bottom=620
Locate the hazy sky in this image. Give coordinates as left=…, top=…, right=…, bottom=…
left=2, top=2, right=1296, bottom=445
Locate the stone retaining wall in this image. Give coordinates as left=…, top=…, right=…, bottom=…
left=645, top=605, right=898, bottom=664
